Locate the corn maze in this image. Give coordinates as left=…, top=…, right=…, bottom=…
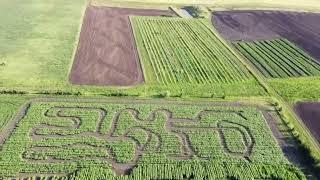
left=131, top=17, right=252, bottom=85
left=0, top=99, right=304, bottom=179
left=234, top=39, right=320, bottom=78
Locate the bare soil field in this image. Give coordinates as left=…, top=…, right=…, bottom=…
left=69, top=6, right=174, bottom=86
left=213, top=11, right=320, bottom=62
left=295, top=102, right=320, bottom=143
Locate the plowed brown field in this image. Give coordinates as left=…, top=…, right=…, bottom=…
left=69, top=6, right=173, bottom=86
left=213, top=11, right=320, bottom=62
left=295, top=102, right=320, bottom=143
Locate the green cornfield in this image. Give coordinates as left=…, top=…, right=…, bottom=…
left=0, top=99, right=304, bottom=179
left=234, top=39, right=320, bottom=78
left=131, top=17, right=252, bottom=85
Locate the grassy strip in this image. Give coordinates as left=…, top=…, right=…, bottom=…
left=0, top=0, right=87, bottom=91
left=269, top=77, right=320, bottom=101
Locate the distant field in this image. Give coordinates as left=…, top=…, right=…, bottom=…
left=0, top=98, right=304, bottom=179
left=93, top=0, right=320, bottom=11
left=212, top=0, right=320, bottom=12
left=0, top=0, right=86, bottom=90
left=234, top=39, right=320, bottom=78
left=213, top=11, right=320, bottom=62
left=131, top=17, right=252, bottom=84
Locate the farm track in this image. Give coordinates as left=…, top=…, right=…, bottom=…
left=69, top=6, right=174, bottom=86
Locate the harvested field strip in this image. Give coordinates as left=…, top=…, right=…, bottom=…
left=131, top=17, right=252, bottom=85
left=0, top=98, right=304, bottom=179
left=234, top=39, right=320, bottom=78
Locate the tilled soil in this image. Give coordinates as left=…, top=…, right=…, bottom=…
left=213, top=11, right=320, bottom=62
left=295, top=102, right=320, bottom=143
left=69, top=6, right=174, bottom=86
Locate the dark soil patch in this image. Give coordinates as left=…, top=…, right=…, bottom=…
left=263, top=111, right=319, bottom=178
left=295, top=102, right=320, bottom=143
left=69, top=6, right=174, bottom=86
left=212, top=11, right=320, bottom=62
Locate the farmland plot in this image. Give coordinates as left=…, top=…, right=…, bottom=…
left=213, top=11, right=320, bottom=62
left=234, top=39, right=320, bottom=78
left=69, top=6, right=174, bottom=86
left=0, top=99, right=304, bottom=179
left=295, top=102, right=320, bottom=143
left=131, top=17, right=252, bottom=85
left=212, top=10, right=320, bottom=100
left=0, top=0, right=86, bottom=90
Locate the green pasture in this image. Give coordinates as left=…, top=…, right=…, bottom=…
left=0, top=0, right=86, bottom=91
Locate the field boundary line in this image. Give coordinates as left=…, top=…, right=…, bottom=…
left=129, top=16, right=146, bottom=84
left=66, top=1, right=89, bottom=85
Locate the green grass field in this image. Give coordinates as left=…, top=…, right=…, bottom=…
left=0, top=0, right=86, bottom=91
left=0, top=98, right=304, bottom=179
left=234, top=39, right=320, bottom=79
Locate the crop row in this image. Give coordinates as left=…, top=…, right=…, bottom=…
left=13, top=163, right=303, bottom=180
left=234, top=39, right=320, bottom=78
left=131, top=17, right=252, bottom=85
left=0, top=101, right=304, bottom=179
